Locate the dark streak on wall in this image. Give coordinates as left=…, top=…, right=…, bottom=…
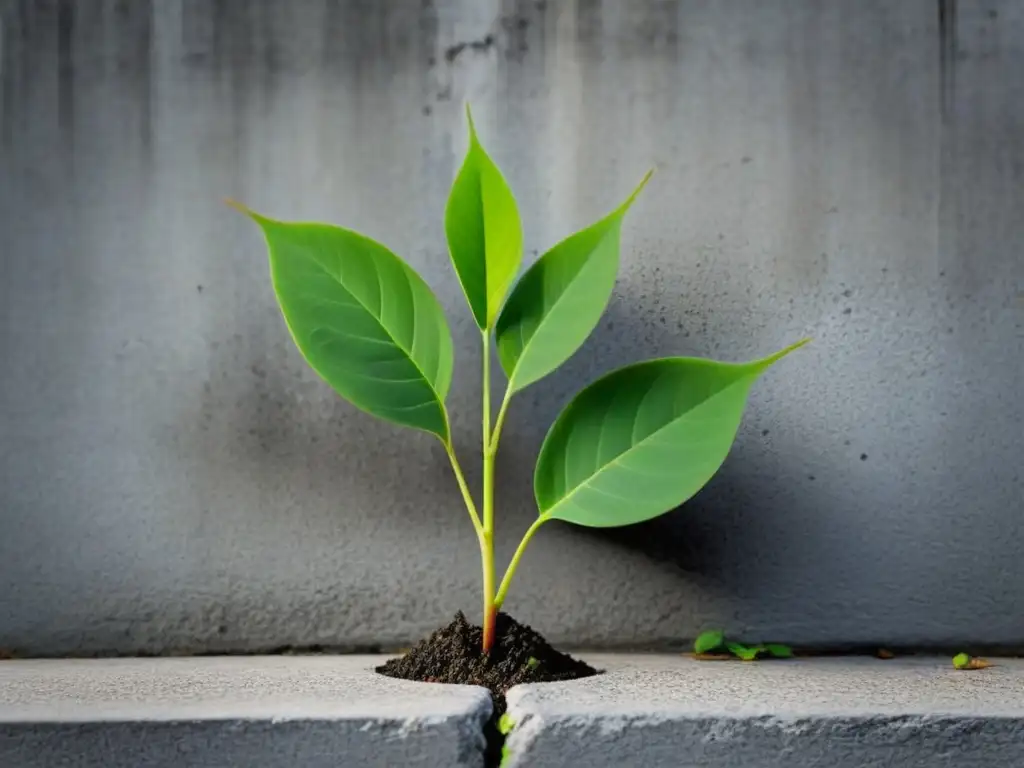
left=938, top=0, right=957, bottom=122
left=56, top=0, right=75, bottom=152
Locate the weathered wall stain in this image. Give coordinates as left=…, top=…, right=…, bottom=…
left=56, top=0, right=74, bottom=148
left=938, top=0, right=957, bottom=122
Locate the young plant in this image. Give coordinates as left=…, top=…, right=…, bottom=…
left=229, top=105, right=808, bottom=654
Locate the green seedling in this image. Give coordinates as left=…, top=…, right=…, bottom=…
left=694, top=630, right=725, bottom=655
left=726, top=642, right=764, bottom=661
left=230, top=105, right=808, bottom=653
left=498, top=713, right=516, bottom=767
left=695, top=630, right=792, bottom=661
left=498, top=713, right=516, bottom=735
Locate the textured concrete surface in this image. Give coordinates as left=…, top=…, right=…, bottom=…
left=1, top=0, right=1022, bottom=655
left=503, top=655, right=1024, bottom=767
left=0, top=656, right=490, bottom=767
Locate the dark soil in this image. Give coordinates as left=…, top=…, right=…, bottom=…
left=376, top=611, right=598, bottom=719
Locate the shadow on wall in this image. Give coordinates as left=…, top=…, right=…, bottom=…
left=190, top=233, right=823, bottom=590
left=497, top=292, right=829, bottom=584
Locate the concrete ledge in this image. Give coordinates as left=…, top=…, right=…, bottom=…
left=503, top=655, right=1024, bottom=767
left=0, top=657, right=491, bottom=768
left=6, top=655, right=1024, bottom=767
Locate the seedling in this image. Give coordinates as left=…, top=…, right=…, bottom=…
left=694, top=630, right=793, bottom=661
left=497, top=713, right=516, bottom=735
left=230, top=105, right=808, bottom=653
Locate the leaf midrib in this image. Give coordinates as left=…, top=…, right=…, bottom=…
left=275, top=229, right=448, bottom=417
left=504, top=217, right=618, bottom=391
left=541, top=372, right=753, bottom=518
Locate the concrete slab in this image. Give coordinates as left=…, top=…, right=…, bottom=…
left=503, top=655, right=1024, bottom=767
left=0, top=656, right=491, bottom=767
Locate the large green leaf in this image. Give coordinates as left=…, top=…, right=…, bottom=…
left=233, top=205, right=454, bottom=442
left=534, top=341, right=809, bottom=527
left=495, top=171, right=652, bottom=394
left=445, top=105, right=522, bottom=329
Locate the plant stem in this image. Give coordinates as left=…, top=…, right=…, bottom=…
left=480, top=330, right=497, bottom=652
left=494, top=516, right=548, bottom=610
left=490, top=386, right=513, bottom=451
left=444, top=443, right=483, bottom=537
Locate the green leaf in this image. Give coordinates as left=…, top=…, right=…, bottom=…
left=727, top=642, right=763, bottom=661
left=952, top=652, right=971, bottom=670
left=765, top=643, right=794, bottom=659
left=694, top=630, right=725, bottom=655
left=445, top=105, right=522, bottom=329
left=232, top=204, right=454, bottom=442
left=534, top=340, right=809, bottom=527
left=495, top=172, right=652, bottom=393
left=497, top=713, right=516, bottom=735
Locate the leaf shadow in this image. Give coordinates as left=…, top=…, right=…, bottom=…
left=492, top=292, right=820, bottom=588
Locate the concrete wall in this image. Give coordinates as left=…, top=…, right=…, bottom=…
left=0, top=0, right=1021, bottom=655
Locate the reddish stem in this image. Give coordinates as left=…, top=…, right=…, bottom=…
left=482, top=605, right=497, bottom=653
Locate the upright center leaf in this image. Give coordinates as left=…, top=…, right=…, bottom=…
left=445, top=106, right=523, bottom=329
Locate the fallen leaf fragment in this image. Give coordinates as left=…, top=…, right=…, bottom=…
left=953, top=653, right=991, bottom=670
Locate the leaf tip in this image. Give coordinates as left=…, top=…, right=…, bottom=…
left=619, top=168, right=655, bottom=213
left=224, top=198, right=271, bottom=228
left=758, top=337, right=812, bottom=368
left=464, top=102, right=478, bottom=140
left=224, top=197, right=251, bottom=216
left=639, top=166, right=656, bottom=190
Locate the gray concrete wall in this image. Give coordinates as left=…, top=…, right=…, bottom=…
left=0, top=0, right=1021, bottom=655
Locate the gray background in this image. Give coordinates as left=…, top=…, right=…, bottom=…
left=0, top=0, right=1021, bottom=655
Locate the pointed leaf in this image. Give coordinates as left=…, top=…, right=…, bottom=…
left=445, top=105, right=522, bottom=329
left=694, top=630, right=725, bottom=655
left=233, top=205, right=454, bottom=441
left=534, top=341, right=809, bottom=527
left=496, top=172, right=652, bottom=393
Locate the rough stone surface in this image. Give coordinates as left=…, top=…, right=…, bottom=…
left=1, top=0, right=1023, bottom=655
left=0, top=657, right=490, bottom=767
left=503, top=655, right=1024, bottom=767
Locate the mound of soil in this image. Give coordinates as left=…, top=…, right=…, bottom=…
left=376, top=611, right=598, bottom=718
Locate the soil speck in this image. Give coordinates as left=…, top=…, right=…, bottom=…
left=860, top=453, right=868, bottom=461
left=445, top=34, right=495, bottom=63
